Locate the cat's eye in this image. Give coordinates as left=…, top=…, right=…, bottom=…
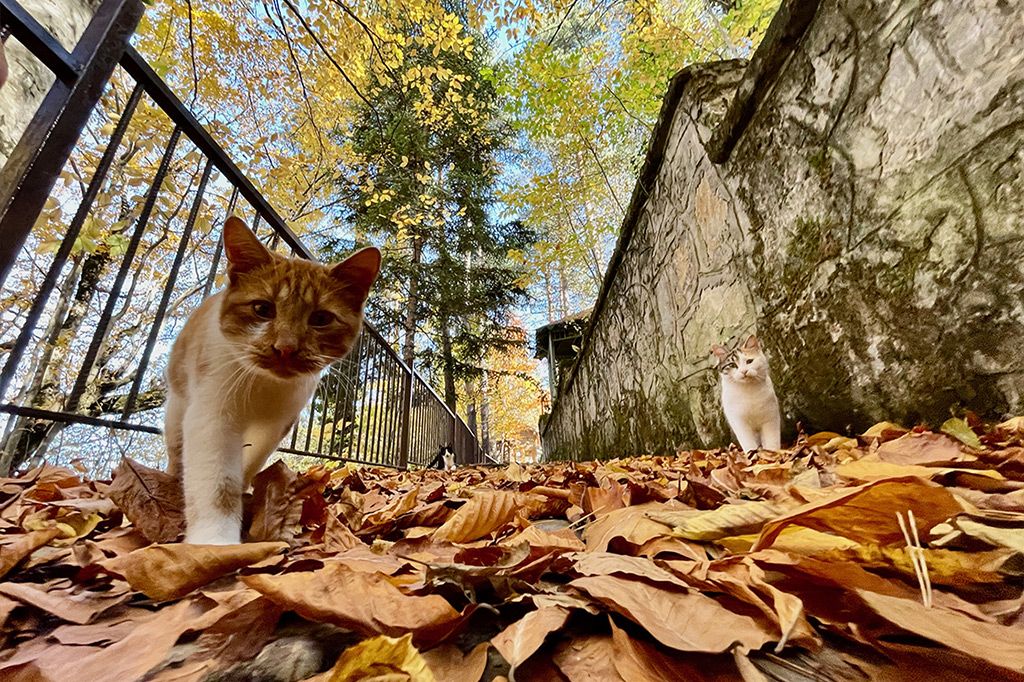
left=745, top=358, right=753, bottom=365
left=308, top=310, right=335, bottom=328
left=251, top=300, right=275, bottom=319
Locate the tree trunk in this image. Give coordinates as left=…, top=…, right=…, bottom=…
left=402, top=236, right=422, bottom=370
left=480, top=368, right=491, bottom=456
left=439, top=316, right=457, bottom=411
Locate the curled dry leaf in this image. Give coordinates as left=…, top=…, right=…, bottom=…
left=570, top=573, right=774, bottom=653
left=325, top=633, right=435, bottom=682
left=753, top=477, right=964, bottom=550
left=247, top=460, right=328, bottom=543
left=858, top=590, right=1024, bottom=673
left=421, top=642, right=488, bottom=682
left=433, top=490, right=521, bottom=543
left=0, top=528, right=61, bottom=579
left=242, top=560, right=465, bottom=645
left=105, top=541, right=287, bottom=601
left=491, top=605, right=571, bottom=669
left=106, top=458, right=184, bottom=543
left=648, top=499, right=798, bottom=541
left=551, top=634, right=622, bottom=682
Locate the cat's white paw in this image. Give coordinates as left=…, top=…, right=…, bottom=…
left=185, top=517, right=241, bottom=545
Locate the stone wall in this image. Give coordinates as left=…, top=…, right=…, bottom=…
left=542, top=0, right=1024, bottom=459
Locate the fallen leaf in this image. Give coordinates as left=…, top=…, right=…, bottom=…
left=648, top=499, right=796, bottom=541
left=107, top=541, right=286, bottom=601
left=242, top=560, right=465, bottom=644
left=0, top=582, right=127, bottom=625
left=941, top=418, right=984, bottom=450
left=754, top=477, right=964, bottom=549
left=326, top=633, right=435, bottom=681
left=952, top=517, right=1024, bottom=553
left=106, top=458, right=184, bottom=543
left=552, top=634, right=623, bottom=682
left=583, top=501, right=686, bottom=552
left=491, top=606, right=570, bottom=669
left=433, top=490, right=521, bottom=543
left=0, top=528, right=61, bottom=579
left=570, top=573, right=773, bottom=653
left=422, top=642, right=488, bottom=682
left=876, top=432, right=972, bottom=465
left=608, top=618, right=739, bottom=681
left=858, top=590, right=1024, bottom=673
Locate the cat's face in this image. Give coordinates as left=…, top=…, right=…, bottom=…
left=712, top=335, right=770, bottom=385
left=219, top=217, right=381, bottom=379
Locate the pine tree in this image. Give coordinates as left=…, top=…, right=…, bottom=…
left=335, top=3, right=534, bottom=410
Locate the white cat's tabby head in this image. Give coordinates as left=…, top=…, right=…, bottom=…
left=712, top=335, right=770, bottom=384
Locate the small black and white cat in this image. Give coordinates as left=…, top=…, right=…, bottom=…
left=711, top=335, right=781, bottom=452
left=431, top=444, right=456, bottom=471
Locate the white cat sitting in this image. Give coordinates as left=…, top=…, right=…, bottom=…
left=711, top=335, right=781, bottom=452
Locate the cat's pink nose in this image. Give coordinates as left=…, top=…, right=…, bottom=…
left=272, top=343, right=297, bottom=358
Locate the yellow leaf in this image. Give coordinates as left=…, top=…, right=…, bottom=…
left=647, top=499, right=798, bottom=541
left=328, top=634, right=435, bottom=682
left=940, top=417, right=983, bottom=450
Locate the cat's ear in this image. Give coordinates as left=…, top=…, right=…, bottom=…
left=223, top=216, right=272, bottom=281
left=330, top=247, right=382, bottom=305
left=711, top=344, right=729, bottom=359
left=742, top=335, right=761, bottom=351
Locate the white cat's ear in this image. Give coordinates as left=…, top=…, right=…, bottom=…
left=330, top=247, right=382, bottom=305
left=742, top=335, right=761, bottom=351
left=223, top=216, right=272, bottom=281
left=711, top=344, right=728, bottom=359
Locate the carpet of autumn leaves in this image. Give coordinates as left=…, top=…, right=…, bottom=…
left=2, top=418, right=1024, bottom=681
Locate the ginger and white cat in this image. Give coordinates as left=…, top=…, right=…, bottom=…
left=165, top=216, right=380, bottom=544
left=712, top=335, right=781, bottom=452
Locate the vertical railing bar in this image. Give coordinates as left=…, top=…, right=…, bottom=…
left=0, top=82, right=144, bottom=402
left=343, top=332, right=366, bottom=461
left=359, top=341, right=378, bottom=463
left=375, top=354, right=394, bottom=465
left=200, top=187, right=238, bottom=299
left=369, top=341, right=386, bottom=463
left=66, top=126, right=182, bottom=413
left=302, top=384, right=317, bottom=452
left=353, top=331, right=375, bottom=462
left=121, top=157, right=213, bottom=418
left=327, top=364, right=344, bottom=457
left=315, top=370, right=331, bottom=454
left=370, top=348, right=389, bottom=464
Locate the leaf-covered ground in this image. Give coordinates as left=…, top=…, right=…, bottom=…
left=2, top=417, right=1024, bottom=681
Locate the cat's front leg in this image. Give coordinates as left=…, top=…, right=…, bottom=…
left=730, top=421, right=762, bottom=453
left=242, top=420, right=295, bottom=486
left=760, top=412, right=781, bottom=450
left=182, top=405, right=244, bottom=545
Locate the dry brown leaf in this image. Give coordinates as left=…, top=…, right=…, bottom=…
left=0, top=528, right=61, bottom=579
left=608, top=618, right=739, bottom=681
left=499, top=523, right=585, bottom=553
left=0, top=582, right=128, bottom=625
left=107, top=541, right=286, bottom=601
left=552, top=635, right=623, bottom=682
left=324, top=513, right=365, bottom=551
left=858, top=590, right=1024, bottom=673
left=571, top=552, right=691, bottom=590
left=242, top=560, right=465, bottom=644
left=583, top=501, right=687, bottom=552
left=433, top=490, right=521, bottom=543
left=952, top=517, right=1024, bottom=553
left=491, top=606, right=570, bottom=668
left=247, top=461, right=306, bottom=543
left=571, top=573, right=773, bottom=653
left=876, top=432, right=972, bottom=465
left=421, top=642, right=488, bottom=682
left=754, top=477, right=964, bottom=549
left=106, top=458, right=184, bottom=543
left=648, top=499, right=797, bottom=541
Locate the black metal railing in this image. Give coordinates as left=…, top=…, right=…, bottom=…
left=0, top=0, right=482, bottom=475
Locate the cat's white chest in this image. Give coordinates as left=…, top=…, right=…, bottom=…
left=721, top=380, right=778, bottom=422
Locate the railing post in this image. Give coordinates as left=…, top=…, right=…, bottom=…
left=0, top=0, right=144, bottom=289
left=398, top=369, right=413, bottom=469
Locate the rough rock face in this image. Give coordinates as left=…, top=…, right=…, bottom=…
left=0, top=0, right=100, bottom=168
left=543, top=0, right=1024, bottom=460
